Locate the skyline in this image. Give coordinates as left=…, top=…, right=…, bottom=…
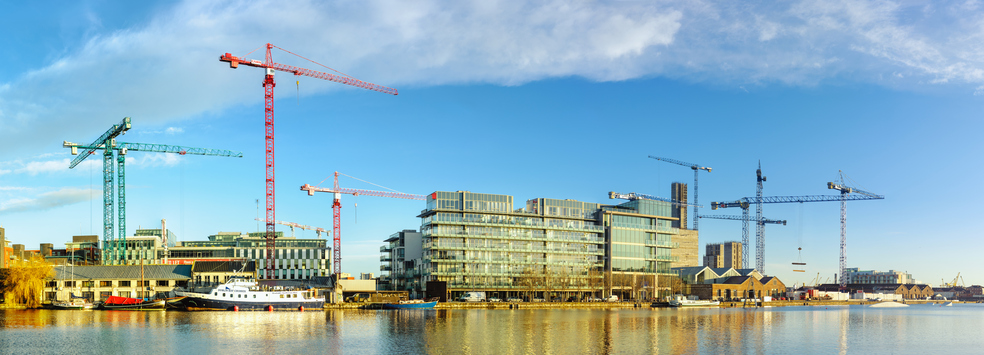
left=2, top=0, right=983, bottom=286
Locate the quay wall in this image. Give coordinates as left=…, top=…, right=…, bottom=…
left=325, top=299, right=977, bottom=310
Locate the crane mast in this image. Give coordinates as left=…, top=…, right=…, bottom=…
left=826, top=170, right=880, bottom=288
left=699, top=213, right=785, bottom=269
left=301, top=172, right=424, bottom=275
left=647, top=156, right=711, bottom=230
left=220, top=43, right=397, bottom=279
left=712, top=174, right=883, bottom=276
left=756, top=161, right=766, bottom=272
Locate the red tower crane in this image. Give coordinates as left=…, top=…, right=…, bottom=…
left=301, top=171, right=425, bottom=275
left=220, top=44, right=397, bottom=279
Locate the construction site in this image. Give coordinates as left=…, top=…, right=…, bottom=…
left=2, top=43, right=975, bottom=307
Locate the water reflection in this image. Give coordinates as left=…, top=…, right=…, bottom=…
left=3, top=305, right=984, bottom=354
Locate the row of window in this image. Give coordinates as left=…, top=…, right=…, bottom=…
left=51, top=280, right=171, bottom=287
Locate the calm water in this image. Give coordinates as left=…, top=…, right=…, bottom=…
left=1, top=304, right=982, bottom=354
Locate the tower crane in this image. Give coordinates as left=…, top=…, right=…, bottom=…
left=301, top=172, right=424, bottom=275
left=698, top=213, right=786, bottom=269
left=608, top=191, right=702, bottom=208
left=255, top=218, right=329, bottom=239
left=66, top=132, right=242, bottom=264
left=711, top=178, right=883, bottom=276
left=67, top=117, right=130, bottom=264
left=827, top=170, right=882, bottom=288
left=647, top=156, right=711, bottom=230
left=220, top=43, right=397, bottom=279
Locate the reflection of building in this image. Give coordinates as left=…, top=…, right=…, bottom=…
left=47, top=265, right=192, bottom=302
left=409, top=188, right=699, bottom=301
left=843, top=267, right=917, bottom=284
left=704, top=242, right=742, bottom=269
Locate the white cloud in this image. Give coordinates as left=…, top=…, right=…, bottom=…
left=14, top=159, right=71, bottom=176
left=3, top=0, right=984, bottom=157
left=0, top=187, right=96, bottom=213
left=126, top=153, right=182, bottom=168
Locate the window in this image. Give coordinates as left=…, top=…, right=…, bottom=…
left=120, top=281, right=131, bottom=287
left=100, top=281, right=113, bottom=287
left=82, top=281, right=94, bottom=288
left=222, top=293, right=226, bottom=297
left=157, top=280, right=168, bottom=287
left=64, top=281, right=76, bottom=287
left=46, top=281, right=56, bottom=288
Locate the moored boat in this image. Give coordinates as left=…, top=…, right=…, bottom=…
left=668, top=295, right=720, bottom=307
left=100, top=296, right=166, bottom=310
left=52, top=298, right=94, bottom=310
left=382, top=299, right=438, bottom=309
left=174, top=277, right=324, bottom=311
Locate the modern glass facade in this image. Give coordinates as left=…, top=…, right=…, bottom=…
left=602, top=199, right=681, bottom=300
left=421, top=191, right=606, bottom=300
left=379, top=230, right=423, bottom=296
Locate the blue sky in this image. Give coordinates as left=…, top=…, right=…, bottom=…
left=2, top=0, right=983, bottom=286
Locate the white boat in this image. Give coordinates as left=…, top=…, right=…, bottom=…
left=174, top=277, right=324, bottom=311
left=944, top=302, right=954, bottom=307
left=668, top=295, right=720, bottom=307
left=869, top=301, right=909, bottom=308
left=52, top=298, right=94, bottom=310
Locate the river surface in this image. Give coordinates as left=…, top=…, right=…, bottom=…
left=1, top=303, right=981, bottom=354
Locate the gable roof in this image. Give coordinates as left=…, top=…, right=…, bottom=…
left=53, top=265, right=192, bottom=280
left=723, top=276, right=753, bottom=285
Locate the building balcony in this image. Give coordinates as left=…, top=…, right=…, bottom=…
left=422, top=230, right=604, bottom=245
left=380, top=246, right=393, bottom=253
left=422, top=215, right=605, bottom=232
left=380, top=265, right=392, bottom=271
left=380, top=256, right=393, bottom=262
left=423, top=241, right=603, bottom=256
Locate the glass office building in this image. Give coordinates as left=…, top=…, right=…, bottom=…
left=420, top=191, right=606, bottom=301
left=601, top=199, right=680, bottom=300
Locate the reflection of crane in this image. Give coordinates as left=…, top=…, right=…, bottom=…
left=66, top=130, right=242, bottom=264
left=711, top=183, right=884, bottom=275
left=254, top=218, right=328, bottom=238
left=647, top=155, right=711, bottom=230
left=221, top=43, right=397, bottom=279
left=301, top=172, right=424, bottom=275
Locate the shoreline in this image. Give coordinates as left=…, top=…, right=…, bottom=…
left=325, top=299, right=974, bottom=310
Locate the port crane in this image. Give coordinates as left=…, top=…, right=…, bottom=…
left=647, top=156, right=711, bottom=230
left=301, top=172, right=424, bottom=275
left=255, top=218, right=329, bottom=239
left=711, top=174, right=883, bottom=277
left=66, top=122, right=242, bottom=264
left=220, top=43, right=397, bottom=279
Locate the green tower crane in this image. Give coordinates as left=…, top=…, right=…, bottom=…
left=65, top=123, right=243, bottom=265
